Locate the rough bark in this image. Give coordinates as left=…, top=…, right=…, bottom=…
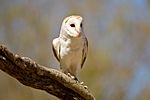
left=0, top=45, right=95, bottom=100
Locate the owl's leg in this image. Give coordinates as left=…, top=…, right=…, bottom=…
left=60, top=59, right=75, bottom=78
left=60, top=66, right=76, bottom=80
left=64, top=70, right=88, bottom=89
left=69, top=65, right=88, bottom=88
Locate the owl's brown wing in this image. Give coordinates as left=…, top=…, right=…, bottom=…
left=81, top=37, right=88, bottom=68
left=52, top=38, right=60, bottom=62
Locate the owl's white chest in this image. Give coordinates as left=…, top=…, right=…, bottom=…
left=60, top=37, right=83, bottom=56
left=59, top=37, right=83, bottom=75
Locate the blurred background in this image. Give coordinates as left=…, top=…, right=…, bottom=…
left=0, top=0, right=150, bottom=100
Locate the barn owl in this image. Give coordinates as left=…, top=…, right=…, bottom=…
left=52, top=15, right=88, bottom=81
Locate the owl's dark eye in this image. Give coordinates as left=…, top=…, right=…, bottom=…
left=80, top=23, right=82, bottom=27
left=70, top=24, right=75, bottom=27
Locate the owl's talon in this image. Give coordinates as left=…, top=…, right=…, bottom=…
left=67, top=73, right=71, bottom=76
left=67, top=73, right=75, bottom=79
left=71, top=75, right=75, bottom=79
left=84, top=85, right=88, bottom=89
left=80, top=81, right=84, bottom=85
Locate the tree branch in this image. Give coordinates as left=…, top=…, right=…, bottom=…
left=0, top=45, right=95, bottom=100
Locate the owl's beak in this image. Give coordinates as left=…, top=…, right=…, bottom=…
left=75, top=28, right=81, bottom=37
left=76, top=29, right=81, bottom=34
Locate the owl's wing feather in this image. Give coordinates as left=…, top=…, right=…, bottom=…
left=52, top=38, right=60, bottom=62
left=81, top=37, right=88, bottom=68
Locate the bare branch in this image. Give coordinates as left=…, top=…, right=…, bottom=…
left=0, top=45, right=95, bottom=100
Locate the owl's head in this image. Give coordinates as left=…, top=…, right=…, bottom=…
left=60, top=15, right=83, bottom=38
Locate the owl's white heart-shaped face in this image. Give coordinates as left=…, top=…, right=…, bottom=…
left=61, top=15, right=83, bottom=38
